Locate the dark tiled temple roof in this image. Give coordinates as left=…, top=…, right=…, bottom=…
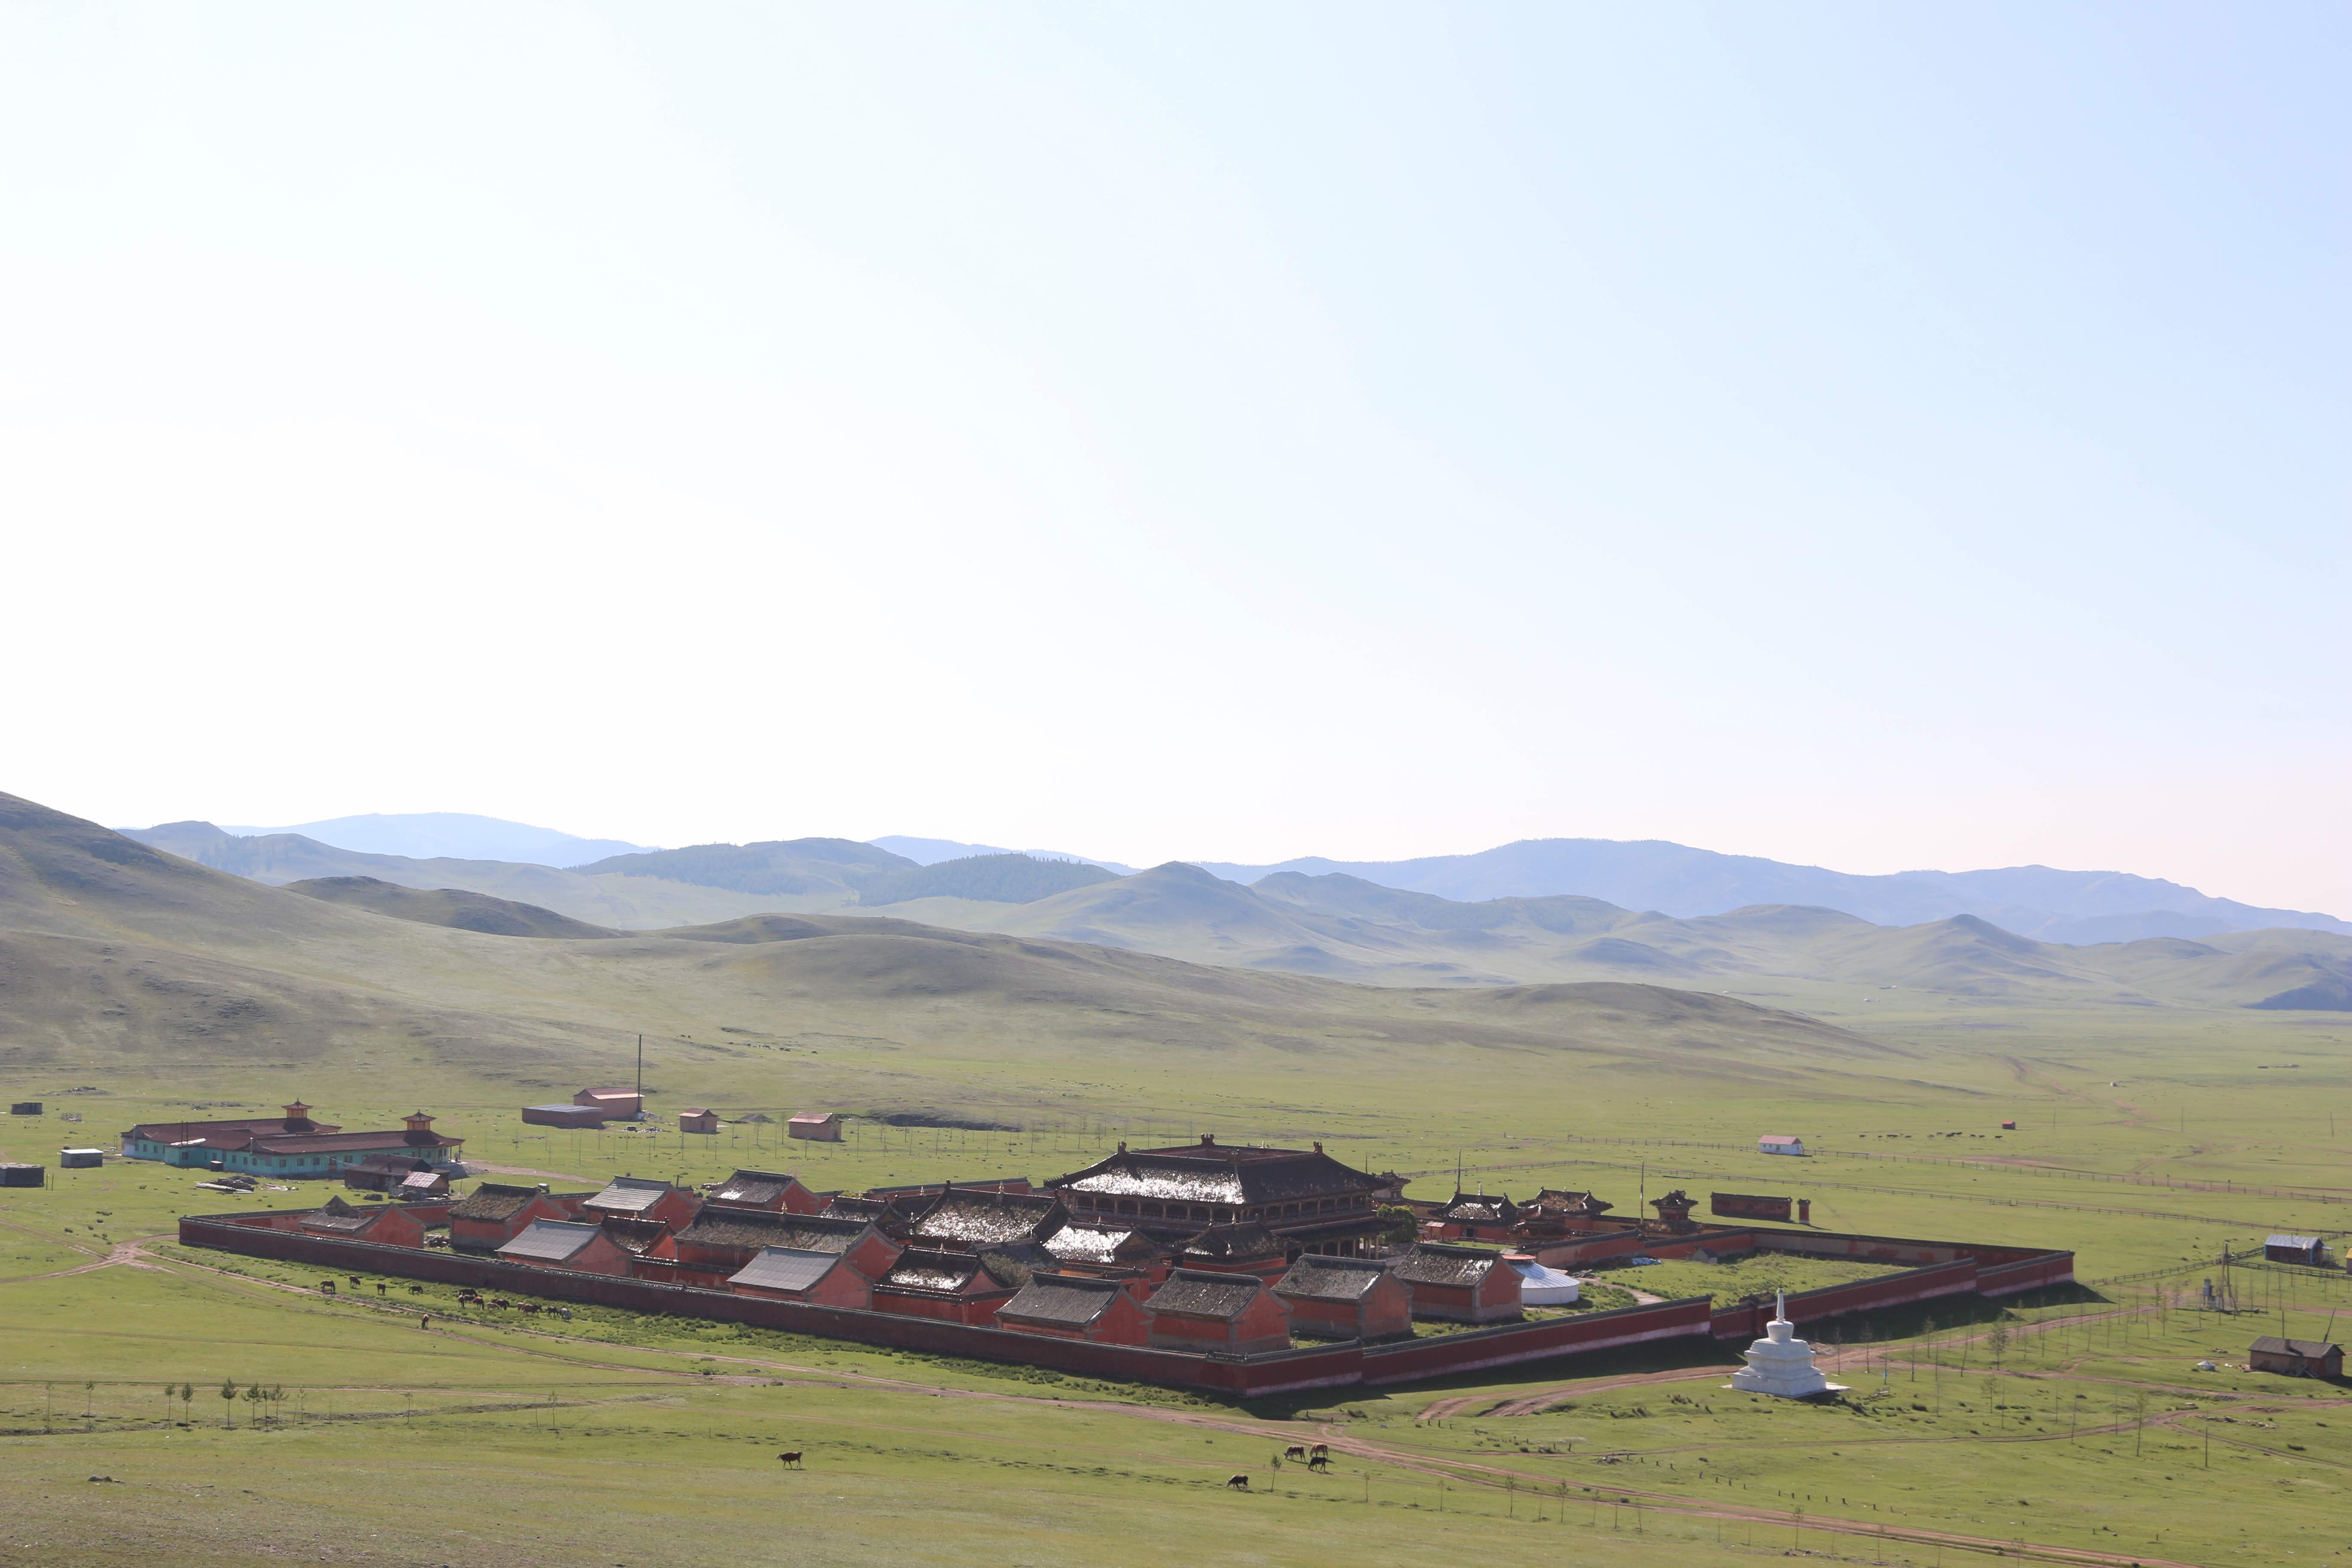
left=1146, top=1269, right=1270, bottom=1321
left=600, top=1217, right=669, bottom=1256
left=708, top=1170, right=802, bottom=1208
left=820, top=1194, right=894, bottom=1223
left=1439, top=1192, right=1519, bottom=1225
left=728, top=1247, right=840, bottom=1295
left=1528, top=1188, right=1613, bottom=1216
left=1049, top=1137, right=1376, bottom=1207
left=1000, top=1273, right=1124, bottom=1328
left=1176, top=1222, right=1284, bottom=1262
left=449, top=1183, right=550, bottom=1222
left=909, top=1188, right=1066, bottom=1248
left=1390, top=1243, right=1502, bottom=1288
left=672, top=1207, right=806, bottom=1250
left=1276, top=1256, right=1391, bottom=1303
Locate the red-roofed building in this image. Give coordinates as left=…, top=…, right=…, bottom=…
left=1391, top=1243, right=1522, bottom=1323
left=447, top=1183, right=584, bottom=1253
left=1142, top=1269, right=1291, bottom=1355
left=120, top=1104, right=463, bottom=1176
left=998, top=1273, right=1152, bottom=1345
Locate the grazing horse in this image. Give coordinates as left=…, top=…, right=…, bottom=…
left=777, top=1452, right=803, bottom=1469
left=347, top=1276, right=363, bottom=1286
left=1307, top=1454, right=1331, bottom=1472
left=519, top=1302, right=542, bottom=1314
left=318, top=1280, right=337, bottom=1294
left=1226, top=1475, right=1250, bottom=1491
left=489, top=1298, right=512, bottom=1310
left=1308, top=1443, right=1329, bottom=1460
left=375, top=1282, right=387, bottom=1296
left=1283, top=1446, right=1307, bottom=1462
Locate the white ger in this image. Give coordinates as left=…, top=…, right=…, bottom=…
left=1727, top=1291, right=1846, bottom=1399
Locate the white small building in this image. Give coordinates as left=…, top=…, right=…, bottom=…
left=1504, top=1255, right=1581, bottom=1306
left=1758, top=1134, right=1805, bottom=1157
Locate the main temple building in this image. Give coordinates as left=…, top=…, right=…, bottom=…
left=119, top=1101, right=464, bottom=1176
left=1041, top=1135, right=1389, bottom=1257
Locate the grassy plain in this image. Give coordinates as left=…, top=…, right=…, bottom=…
left=5, top=796, right=2352, bottom=1564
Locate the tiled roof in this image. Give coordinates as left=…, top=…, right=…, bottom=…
left=599, top=1217, right=669, bottom=1255
left=299, top=1204, right=387, bottom=1234
left=1439, top=1192, right=1518, bottom=1223
left=747, top=1215, right=881, bottom=1255
left=127, top=1114, right=340, bottom=1142
left=254, top=1129, right=461, bottom=1153
left=883, top=1249, right=987, bottom=1293
left=448, top=1183, right=549, bottom=1222
left=1043, top=1226, right=1147, bottom=1266
left=728, top=1247, right=841, bottom=1295
left=583, top=1176, right=679, bottom=1215
left=1000, top=1273, right=1124, bottom=1327
left=2252, top=1337, right=2340, bottom=1357
left=1276, top=1256, right=1390, bottom=1303
left=1528, top=1188, right=1612, bottom=1215
left=1146, top=1269, right=1269, bottom=1321
left=909, top=1188, right=1065, bottom=1247
left=1049, top=1139, right=1376, bottom=1206
left=1178, top=1222, right=1283, bottom=1262
left=820, top=1195, right=892, bottom=1222
left=497, top=1220, right=603, bottom=1263
left=1390, top=1243, right=1502, bottom=1288
left=674, top=1208, right=806, bottom=1251
left=710, top=1170, right=802, bottom=1207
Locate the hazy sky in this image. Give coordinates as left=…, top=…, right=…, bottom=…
left=3, top=3, right=2345, bottom=913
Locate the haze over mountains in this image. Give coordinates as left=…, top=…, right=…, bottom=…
left=113, top=813, right=2352, bottom=1011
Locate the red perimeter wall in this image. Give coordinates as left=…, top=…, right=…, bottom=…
left=179, top=1213, right=2073, bottom=1393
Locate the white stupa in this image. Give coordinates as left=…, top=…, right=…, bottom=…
left=1727, top=1291, right=1846, bottom=1399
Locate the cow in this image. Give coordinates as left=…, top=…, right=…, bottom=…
left=778, top=1452, right=803, bottom=1469
left=1283, top=1446, right=1307, bottom=1461
left=318, top=1280, right=337, bottom=1295
left=1308, top=1444, right=1329, bottom=1460
left=1226, top=1475, right=1250, bottom=1491
left=376, top=1283, right=387, bottom=1296
left=489, top=1298, right=512, bottom=1310
left=347, top=1276, right=363, bottom=1286
left=520, top=1302, right=542, bottom=1314
left=1307, top=1454, right=1331, bottom=1472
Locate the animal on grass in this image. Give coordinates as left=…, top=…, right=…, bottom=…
left=520, top=1302, right=542, bottom=1314
left=375, top=1283, right=386, bottom=1295
left=318, top=1280, right=336, bottom=1294
left=1308, top=1443, right=1329, bottom=1459
left=490, top=1298, right=512, bottom=1310
left=347, top=1276, right=362, bottom=1286
left=777, top=1451, right=803, bottom=1469
left=1308, top=1454, right=1331, bottom=1472
left=1226, top=1474, right=1250, bottom=1491
left=1283, top=1445, right=1308, bottom=1461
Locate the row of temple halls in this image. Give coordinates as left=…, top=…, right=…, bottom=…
left=291, top=1136, right=1538, bottom=1352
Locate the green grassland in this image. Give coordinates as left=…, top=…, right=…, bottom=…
left=4, top=793, right=2352, bottom=1563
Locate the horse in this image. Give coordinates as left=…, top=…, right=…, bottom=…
left=375, top=1282, right=387, bottom=1296
left=777, top=1452, right=803, bottom=1469
left=1283, top=1446, right=1308, bottom=1461
left=1308, top=1443, right=1329, bottom=1459
left=347, top=1275, right=363, bottom=1286
left=1226, top=1475, right=1250, bottom=1491
left=519, top=1302, right=542, bottom=1314
left=318, top=1280, right=337, bottom=1295
left=489, top=1298, right=512, bottom=1310
left=1307, top=1454, right=1331, bottom=1472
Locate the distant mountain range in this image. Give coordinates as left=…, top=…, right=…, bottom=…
left=215, top=812, right=651, bottom=866
left=98, top=815, right=2352, bottom=1008
left=869, top=836, right=1136, bottom=874
left=1194, top=839, right=2350, bottom=944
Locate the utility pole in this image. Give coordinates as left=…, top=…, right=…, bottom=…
left=636, top=1034, right=643, bottom=1105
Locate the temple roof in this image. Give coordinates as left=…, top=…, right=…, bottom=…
left=1048, top=1137, right=1376, bottom=1206
left=1275, top=1256, right=1391, bottom=1304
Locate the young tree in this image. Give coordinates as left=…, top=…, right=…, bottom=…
left=219, top=1376, right=237, bottom=1429
left=178, top=1381, right=194, bottom=1423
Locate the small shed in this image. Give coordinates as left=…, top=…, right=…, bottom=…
left=1758, top=1135, right=1805, bottom=1157
left=2265, top=1234, right=2329, bottom=1267
left=523, top=1103, right=607, bottom=1130
left=58, top=1148, right=104, bottom=1169
left=788, top=1112, right=845, bottom=1142
left=2249, top=1337, right=2343, bottom=1379
left=0, top=1162, right=44, bottom=1188
left=678, top=1109, right=721, bottom=1135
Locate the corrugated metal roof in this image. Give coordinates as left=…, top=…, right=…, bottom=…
left=2266, top=1235, right=2322, bottom=1250
left=728, top=1247, right=841, bottom=1295
left=1146, top=1270, right=1268, bottom=1320
left=1276, top=1256, right=1389, bottom=1303
left=1001, top=1274, right=1122, bottom=1327
left=497, top=1220, right=602, bottom=1262
left=584, top=1177, right=677, bottom=1215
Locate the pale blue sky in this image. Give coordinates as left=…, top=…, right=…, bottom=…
left=2, top=3, right=2343, bottom=913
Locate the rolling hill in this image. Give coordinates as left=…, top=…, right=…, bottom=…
left=218, top=811, right=650, bottom=865
left=285, top=876, right=622, bottom=939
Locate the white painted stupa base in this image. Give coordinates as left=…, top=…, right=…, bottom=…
left=1725, top=1292, right=1846, bottom=1400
